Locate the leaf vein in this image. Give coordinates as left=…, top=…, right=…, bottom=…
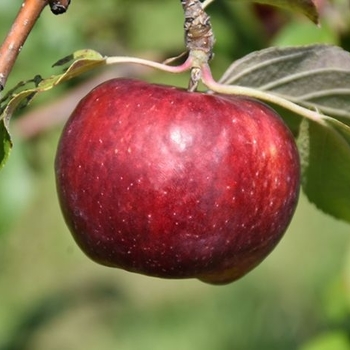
left=259, top=68, right=350, bottom=91
left=219, top=51, right=306, bottom=84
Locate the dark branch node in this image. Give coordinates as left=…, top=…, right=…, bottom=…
left=49, top=0, right=71, bottom=15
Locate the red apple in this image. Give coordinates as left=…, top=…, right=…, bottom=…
left=55, top=78, right=300, bottom=284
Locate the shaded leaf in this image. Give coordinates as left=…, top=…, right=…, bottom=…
left=233, top=0, right=319, bottom=24
left=0, top=49, right=106, bottom=169
left=297, top=117, right=350, bottom=223
left=0, top=120, right=12, bottom=170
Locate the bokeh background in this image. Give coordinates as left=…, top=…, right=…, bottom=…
left=1, top=1, right=350, bottom=349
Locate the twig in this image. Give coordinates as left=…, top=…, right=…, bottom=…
left=180, top=0, right=215, bottom=56
left=0, top=0, right=49, bottom=91
left=180, top=0, right=215, bottom=91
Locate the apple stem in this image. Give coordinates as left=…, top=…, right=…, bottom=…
left=0, top=0, right=71, bottom=91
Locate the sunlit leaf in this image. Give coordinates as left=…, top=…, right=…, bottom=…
left=0, top=49, right=106, bottom=169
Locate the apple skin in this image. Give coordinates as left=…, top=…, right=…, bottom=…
left=55, top=78, right=300, bottom=285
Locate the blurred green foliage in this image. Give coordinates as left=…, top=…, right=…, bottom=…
left=0, top=1, right=350, bottom=349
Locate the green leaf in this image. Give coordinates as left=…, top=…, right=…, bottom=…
left=232, top=0, right=319, bottom=24
left=0, top=49, right=106, bottom=169
left=297, top=117, right=350, bottom=223
left=219, top=45, right=350, bottom=123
